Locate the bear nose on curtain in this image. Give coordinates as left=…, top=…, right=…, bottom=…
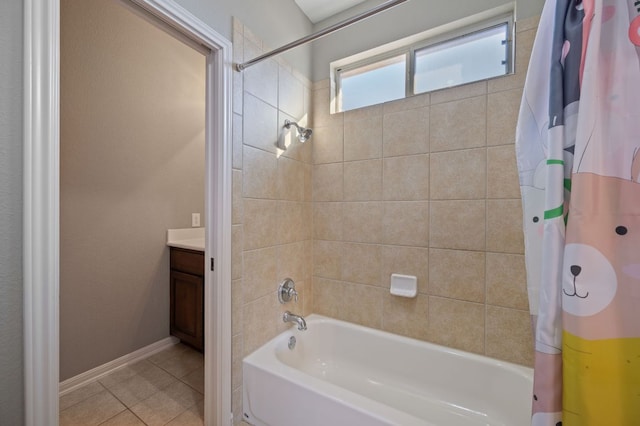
left=570, top=265, right=582, bottom=277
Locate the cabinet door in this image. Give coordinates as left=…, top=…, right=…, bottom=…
left=170, top=270, right=204, bottom=351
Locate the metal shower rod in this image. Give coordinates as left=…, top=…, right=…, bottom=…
left=235, top=0, right=409, bottom=71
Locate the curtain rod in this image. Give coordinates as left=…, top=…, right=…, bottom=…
left=235, top=0, right=409, bottom=72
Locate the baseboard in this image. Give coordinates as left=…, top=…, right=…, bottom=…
left=59, top=336, right=180, bottom=396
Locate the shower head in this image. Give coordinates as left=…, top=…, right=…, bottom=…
left=284, top=119, right=313, bottom=143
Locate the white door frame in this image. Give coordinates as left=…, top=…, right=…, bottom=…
left=23, top=0, right=233, bottom=424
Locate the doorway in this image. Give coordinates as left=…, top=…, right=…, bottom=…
left=23, top=0, right=232, bottom=424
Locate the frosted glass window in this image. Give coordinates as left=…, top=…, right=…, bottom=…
left=414, top=24, right=508, bottom=94
left=339, top=54, right=406, bottom=112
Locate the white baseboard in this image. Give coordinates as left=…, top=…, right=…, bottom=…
left=59, top=336, right=180, bottom=396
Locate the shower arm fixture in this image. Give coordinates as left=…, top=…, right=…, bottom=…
left=284, top=119, right=312, bottom=143
left=284, top=120, right=313, bottom=143
left=235, top=0, right=410, bottom=72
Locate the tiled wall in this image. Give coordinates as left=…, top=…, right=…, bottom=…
left=310, top=16, right=540, bottom=368
left=231, top=19, right=314, bottom=424
left=233, top=15, right=540, bottom=424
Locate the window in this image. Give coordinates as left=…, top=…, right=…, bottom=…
left=333, top=10, right=514, bottom=112
left=339, top=54, right=406, bottom=112
left=413, top=23, right=509, bottom=94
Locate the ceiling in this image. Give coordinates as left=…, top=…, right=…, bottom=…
left=294, top=0, right=369, bottom=23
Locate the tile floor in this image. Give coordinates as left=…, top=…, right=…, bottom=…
left=59, top=343, right=204, bottom=426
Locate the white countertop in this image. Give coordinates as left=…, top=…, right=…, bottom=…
left=167, top=228, right=205, bottom=252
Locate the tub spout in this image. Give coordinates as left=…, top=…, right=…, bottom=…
left=283, top=311, right=307, bottom=331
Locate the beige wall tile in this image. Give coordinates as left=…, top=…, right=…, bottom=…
left=277, top=156, right=305, bottom=202
left=243, top=294, right=278, bottom=355
left=344, top=159, right=382, bottom=201
left=313, top=87, right=343, bottom=128
left=303, top=277, right=314, bottom=317
left=232, top=225, right=243, bottom=280
left=430, top=81, right=487, bottom=105
left=383, top=107, right=429, bottom=157
left=232, top=388, right=243, bottom=426
left=428, top=297, right=485, bottom=354
left=486, top=253, right=529, bottom=310
left=277, top=201, right=305, bottom=244
left=313, top=79, right=330, bottom=91
left=233, top=170, right=243, bottom=224
left=430, top=200, right=485, bottom=250
left=341, top=243, right=382, bottom=286
left=383, top=93, right=429, bottom=115
left=243, top=247, right=277, bottom=303
left=487, top=145, right=520, bottom=198
left=232, top=279, right=243, bottom=336
left=382, top=201, right=429, bottom=247
left=303, top=163, right=312, bottom=202
left=383, top=154, right=430, bottom=201
left=381, top=246, right=429, bottom=294
left=342, top=282, right=383, bottom=329
left=313, top=163, right=343, bottom=202
left=243, top=199, right=278, bottom=250
left=344, top=117, right=383, bottom=161
left=430, top=96, right=486, bottom=152
left=233, top=69, right=243, bottom=116
left=344, top=104, right=383, bottom=122
left=243, top=145, right=278, bottom=199
left=243, top=42, right=278, bottom=107
left=278, top=65, right=304, bottom=119
left=429, top=249, right=485, bottom=303
left=314, top=240, right=343, bottom=280
left=233, top=113, right=243, bottom=170
left=232, top=34, right=244, bottom=110
left=382, top=294, right=429, bottom=340
left=312, top=126, right=344, bottom=164
left=343, top=202, right=382, bottom=244
left=487, top=89, right=522, bottom=146
left=486, top=199, right=524, bottom=254
left=516, top=16, right=540, bottom=32
left=430, top=149, right=486, bottom=199
left=485, top=306, right=534, bottom=366
left=243, top=93, right=278, bottom=153
left=232, top=334, right=243, bottom=391
left=313, top=202, right=343, bottom=241
left=277, top=241, right=308, bottom=284
left=303, top=239, right=314, bottom=282
left=312, top=277, right=343, bottom=319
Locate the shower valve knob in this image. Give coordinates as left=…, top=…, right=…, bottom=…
left=278, top=278, right=298, bottom=304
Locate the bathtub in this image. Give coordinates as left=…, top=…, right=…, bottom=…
left=243, top=314, right=533, bottom=426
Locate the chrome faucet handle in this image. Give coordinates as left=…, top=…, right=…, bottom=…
left=278, top=278, right=298, bottom=304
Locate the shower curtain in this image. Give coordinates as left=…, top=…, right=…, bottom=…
left=516, top=0, right=640, bottom=424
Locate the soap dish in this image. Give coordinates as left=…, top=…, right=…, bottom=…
left=390, top=274, right=418, bottom=298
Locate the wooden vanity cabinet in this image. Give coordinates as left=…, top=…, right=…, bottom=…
left=170, top=247, right=204, bottom=351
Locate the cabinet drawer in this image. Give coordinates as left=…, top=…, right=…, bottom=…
left=170, top=248, right=204, bottom=276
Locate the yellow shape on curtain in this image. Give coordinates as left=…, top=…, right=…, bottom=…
left=563, top=331, right=640, bottom=425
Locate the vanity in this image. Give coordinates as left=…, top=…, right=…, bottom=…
left=167, top=228, right=205, bottom=351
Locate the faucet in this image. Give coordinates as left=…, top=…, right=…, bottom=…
left=283, top=311, right=307, bottom=331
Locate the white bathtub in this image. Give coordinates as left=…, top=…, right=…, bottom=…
left=243, top=314, right=533, bottom=426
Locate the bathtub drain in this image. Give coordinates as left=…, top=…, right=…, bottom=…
left=288, top=336, right=296, bottom=350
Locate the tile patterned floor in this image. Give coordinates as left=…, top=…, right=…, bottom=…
left=60, top=343, right=204, bottom=426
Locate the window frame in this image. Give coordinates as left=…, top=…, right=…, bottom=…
left=333, top=10, right=515, bottom=113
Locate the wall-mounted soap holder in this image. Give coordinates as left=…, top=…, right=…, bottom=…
left=278, top=278, right=298, bottom=303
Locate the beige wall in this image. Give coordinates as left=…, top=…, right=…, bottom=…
left=310, top=16, right=540, bottom=367
left=60, top=0, right=205, bottom=380
left=230, top=19, right=314, bottom=423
